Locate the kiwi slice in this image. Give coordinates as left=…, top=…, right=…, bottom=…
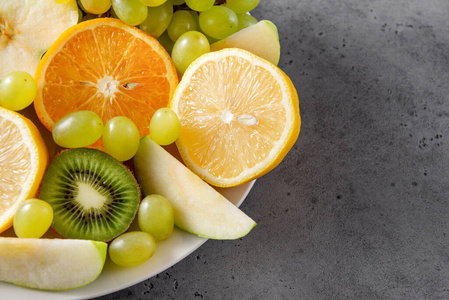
left=39, top=148, right=141, bottom=242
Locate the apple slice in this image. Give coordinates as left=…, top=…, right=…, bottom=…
left=0, top=238, right=107, bottom=291
left=133, top=136, right=256, bottom=239
left=210, top=20, right=280, bottom=65
left=0, top=0, right=78, bottom=78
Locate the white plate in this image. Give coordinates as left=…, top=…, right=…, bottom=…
left=0, top=180, right=255, bottom=299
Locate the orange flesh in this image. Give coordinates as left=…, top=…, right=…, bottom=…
left=177, top=56, right=287, bottom=179
left=39, top=24, right=175, bottom=138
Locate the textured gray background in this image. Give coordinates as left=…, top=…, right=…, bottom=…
left=96, top=0, right=449, bottom=299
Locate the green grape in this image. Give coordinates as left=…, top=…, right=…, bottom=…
left=185, top=0, right=214, bottom=12
left=77, top=0, right=88, bottom=13
left=166, top=10, right=196, bottom=42
left=139, top=0, right=167, bottom=6
left=171, top=0, right=185, bottom=5
left=139, top=0, right=173, bottom=38
left=187, top=11, right=218, bottom=44
left=189, top=10, right=199, bottom=26
left=112, top=0, right=148, bottom=25
left=157, top=31, right=175, bottom=53
left=149, top=107, right=180, bottom=145
left=225, top=0, right=260, bottom=14
left=78, top=8, right=84, bottom=22
left=237, top=13, right=257, bottom=30
left=203, top=31, right=219, bottom=44
left=199, top=6, right=238, bottom=39
left=13, top=199, right=53, bottom=239
left=103, top=116, right=140, bottom=161
left=138, top=194, right=174, bottom=241
left=171, top=31, right=210, bottom=75
left=52, top=110, right=103, bottom=148
left=110, top=6, right=119, bottom=18
left=109, top=231, right=157, bottom=267
left=0, top=71, right=37, bottom=111
left=79, top=0, right=111, bottom=14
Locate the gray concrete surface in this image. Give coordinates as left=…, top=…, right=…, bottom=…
left=95, top=1, right=449, bottom=299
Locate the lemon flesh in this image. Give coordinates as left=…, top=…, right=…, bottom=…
left=0, top=106, right=49, bottom=233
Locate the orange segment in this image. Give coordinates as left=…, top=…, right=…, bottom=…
left=34, top=18, right=178, bottom=145
left=0, top=106, right=49, bottom=233
left=169, top=48, right=300, bottom=187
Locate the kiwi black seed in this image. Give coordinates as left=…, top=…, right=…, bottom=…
left=39, top=148, right=141, bottom=242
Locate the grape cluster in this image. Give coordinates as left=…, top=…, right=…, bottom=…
left=50, top=107, right=180, bottom=161
left=73, top=0, right=260, bottom=75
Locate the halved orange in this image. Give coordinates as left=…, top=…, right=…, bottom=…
left=34, top=18, right=178, bottom=146
left=0, top=106, right=49, bottom=233
left=169, top=48, right=301, bottom=187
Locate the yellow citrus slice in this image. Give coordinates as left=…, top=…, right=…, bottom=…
left=169, top=48, right=301, bottom=187
left=0, top=106, right=49, bottom=233
left=34, top=18, right=178, bottom=147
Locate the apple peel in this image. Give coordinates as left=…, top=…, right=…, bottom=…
left=210, top=20, right=281, bottom=65
left=0, top=238, right=107, bottom=291
left=133, top=136, right=256, bottom=240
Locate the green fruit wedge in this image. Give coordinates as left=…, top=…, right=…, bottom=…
left=133, top=136, right=256, bottom=239
left=0, top=238, right=107, bottom=291
left=210, top=20, right=280, bottom=65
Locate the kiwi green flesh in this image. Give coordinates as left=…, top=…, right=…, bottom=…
left=39, top=148, right=141, bottom=242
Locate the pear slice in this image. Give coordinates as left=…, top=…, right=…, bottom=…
left=0, top=0, right=79, bottom=78
left=133, top=136, right=256, bottom=239
left=210, top=20, right=281, bottom=65
left=0, top=238, right=107, bottom=291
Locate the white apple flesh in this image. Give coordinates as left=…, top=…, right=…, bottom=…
left=133, top=136, right=256, bottom=240
left=0, top=0, right=78, bottom=78
left=0, top=238, right=107, bottom=291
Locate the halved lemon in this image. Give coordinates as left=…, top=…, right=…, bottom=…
left=0, top=106, right=49, bottom=233
left=169, top=48, right=301, bottom=187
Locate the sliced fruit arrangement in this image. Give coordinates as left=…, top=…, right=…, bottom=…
left=134, top=136, right=256, bottom=239
left=0, top=0, right=302, bottom=293
left=0, top=0, right=78, bottom=78
left=169, top=48, right=300, bottom=187
left=0, top=238, right=107, bottom=290
left=34, top=17, right=178, bottom=147
left=0, top=106, right=49, bottom=234
left=65, top=0, right=271, bottom=76
left=39, top=148, right=141, bottom=242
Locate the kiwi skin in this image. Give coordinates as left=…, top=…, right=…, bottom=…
left=39, top=148, right=141, bottom=242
